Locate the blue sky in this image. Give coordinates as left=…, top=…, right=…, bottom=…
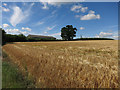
left=2, top=2, right=118, bottom=39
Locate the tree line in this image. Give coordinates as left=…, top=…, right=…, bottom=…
left=1, top=25, right=114, bottom=45
left=1, top=28, right=56, bottom=45
left=2, top=28, right=27, bottom=45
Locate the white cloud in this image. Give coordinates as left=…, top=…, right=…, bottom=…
left=22, top=27, right=31, bottom=31
left=112, top=36, right=118, bottom=39
left=80, top=27, right=85, bottom=30
left=39, top=0, right=84, bottom=2
left=81, top=7, right=88, bottom=13
left=3, top=23, right=9, bottom=28
left=89, top=10, right=95, bottom=14
left=47, top=2, right=61, bottom=6
left=47, top=25, right=56, bottom=30
left=39, top=0, right=57, bottom=9
left=95, top=32, right=113, bottom=38
left=80, top=10, right=100, bottom=20
left=2, top=7, right=10, bottom=12
left=39, top=0, right=65, bottom=10
left=71, top=5, right=88, bottom=13
left=10, top=6, right=23, bottom=26
left=71, top=5, right=82, bottom=12
left=6, top=28, right=29, bottom=34
left=99, top=32, right=113, bottom=37
left=3, top=3, right=7, bottom=6
left=6, top=29, right=20, bottom=33
left=10, top=6, right=31, bottom=27
left=21, top=31, right=29, bottom=34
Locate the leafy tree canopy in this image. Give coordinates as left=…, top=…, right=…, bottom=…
left=61, top=25, right=77, bottom=40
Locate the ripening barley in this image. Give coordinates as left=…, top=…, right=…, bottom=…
left=3, top=40, right=118, bottom=88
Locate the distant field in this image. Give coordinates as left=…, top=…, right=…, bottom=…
left=3, top=40, right=118, bottom=88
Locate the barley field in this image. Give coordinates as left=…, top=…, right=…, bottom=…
left=3, top=40, right=118, bottom=88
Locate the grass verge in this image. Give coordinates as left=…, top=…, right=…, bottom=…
left=2, top=51, right=35, bottom=88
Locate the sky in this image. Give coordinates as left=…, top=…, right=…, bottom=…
left=1, top=1, right=118, bottom=39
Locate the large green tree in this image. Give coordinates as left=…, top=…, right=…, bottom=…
left=61, top=25, right=77, bottom=40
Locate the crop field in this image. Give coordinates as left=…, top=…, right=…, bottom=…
left=3, top=40, right=118, bottom=88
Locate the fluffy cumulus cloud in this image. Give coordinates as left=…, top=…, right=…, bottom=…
left=3, top=23, right=9, bottom=28
left=2, top=7, right=10, bottom=12
left=6, top=29, right=20, bottom=33
left=39, top=0, right=84, bottom=10
left=22, top=27, right=31, bottom=31
left=71, top=5, right=88, bottom=13
left=81, top=7, right=88, bottom=13
left=71, top=5, right=82, bottom=12
left=10, top=5, right=32, bottom=27
left=6, top=28, right=28, bottom=34
left=3, top=3, right=7, bottom=6
left=80, top=10, right=100, bottom=20
left=80, top=27, right=85, bottom=30
left=95, top=31, right=119, bottom=39
left=39, top=0, right=56, bottom=9
left=39, top=0, right=69, bottom=10
left=95, top=32, right=113, bottom=38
